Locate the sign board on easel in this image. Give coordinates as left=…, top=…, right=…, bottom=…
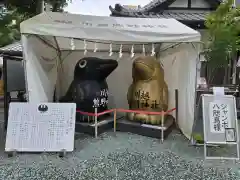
left=202, top=94, right=240, bottom=160
left=5, top=102, right=76, bottom=153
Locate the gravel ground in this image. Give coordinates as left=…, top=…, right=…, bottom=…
left=0, top=130, right=239, bottom=179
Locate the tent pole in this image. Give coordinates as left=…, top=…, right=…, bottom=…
left=53, top=36, right=63, bottom=102
left=21, top=35, right=30, bottom=103
left=191, top=42, right=201, bottom=145
left=175, top=89, right=179, bottom=128
left=35, top=35, right=58, bottom=51
left=3, top=56, right=9, bottom=130
left=159, top=43, right=182, bottom=52
left=53, top=36, right=61, bottom=53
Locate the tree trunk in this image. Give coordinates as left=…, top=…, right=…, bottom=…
left=223, top=66, right=228, bottom=85
left=36, top=0, right=44, bottom=14
left=51, top=2, right=61, bottom=12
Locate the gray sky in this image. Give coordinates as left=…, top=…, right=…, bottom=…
left=64, top=0, right=151, bottom=16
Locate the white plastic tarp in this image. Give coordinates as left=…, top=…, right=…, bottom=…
left=20, top=12, right=201, bottom=139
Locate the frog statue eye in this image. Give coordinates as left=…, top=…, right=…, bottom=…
left=79, top=59, right=87, bottom=68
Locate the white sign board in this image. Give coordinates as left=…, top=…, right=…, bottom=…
left=5, top=102, right=76, bottom=152
left=202, top=95, right=238, bottom=143
left=202, top=94, right=239, bottom=160
left=209, top=102, right=231, bottom=133
left=212, top=87, right=225, bottom=96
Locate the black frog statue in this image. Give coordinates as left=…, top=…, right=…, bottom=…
left=59, top=57, right=118, bottom=122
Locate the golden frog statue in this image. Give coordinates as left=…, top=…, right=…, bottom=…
left=127, top=56, right=168, bottom=125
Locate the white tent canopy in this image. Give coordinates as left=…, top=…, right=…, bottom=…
left=21, top=12, right=200, bottom=43
left=20, top=12, right=201, bottom=139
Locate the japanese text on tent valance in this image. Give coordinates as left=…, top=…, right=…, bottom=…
left=54, top=20, right=167, bottom=29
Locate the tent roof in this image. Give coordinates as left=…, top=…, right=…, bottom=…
left=20, top=12, right=201, bottom=43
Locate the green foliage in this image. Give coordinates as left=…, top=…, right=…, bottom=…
left=4, top=0, right=71, bottom=17
left=46, top=0, right=69, bottom=12
left=0, top=7, right=25, bottom=47
left=192, top=133, right=204, bottom=143
left=4, top=0, right=39, bottom=17
left=204, top=0, right=240, bottom=70
left=0, top=0, right=73, bottom=47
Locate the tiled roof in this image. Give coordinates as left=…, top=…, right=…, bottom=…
left=0, top=41, right=22, bottom=53
left=113, top=0, right=168, bottom=13
left=109, top=0, right=222, bottom=14
left=110, top=8, right=209, bottom=22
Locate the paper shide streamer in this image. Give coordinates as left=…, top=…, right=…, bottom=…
left=131, top=45, right=135, bottom=58
left=142, top=44, right=145, bottom=56
left=84, top=40, right=87, bottom=55
left=109, top=43, right=113, bottom=56
left=80, top=41, right=158, bottom=58
left=151, top=43, right=155, bottom=56
left=94, top=42, right=98, bottom=52
left=119, top=44, right=123, bottom=58
left=70, top=38, right=75, bottom=50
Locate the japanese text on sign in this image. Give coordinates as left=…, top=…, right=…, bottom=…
left=132, top=90, right=161, bottom=109
left=53, top=20, right=167, bottom=28
left=209, top=102, right=231, bottom=133
left=92, top=89, right=109, bottom=108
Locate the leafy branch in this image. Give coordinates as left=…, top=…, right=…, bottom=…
left=0, top=7, right=26, bottom=47
left=203, top=0, right=240, bottom=84
left=0, top=0, right=75, bottom=47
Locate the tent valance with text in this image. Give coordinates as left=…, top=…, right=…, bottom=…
left=20, top=12, right=201, bottom=43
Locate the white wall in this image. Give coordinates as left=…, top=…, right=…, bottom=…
left=169, top=0, right=188, bottom=8
left=191, top=0, right=210, bottom=8
left=169, top=0, right=211, bottom=8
